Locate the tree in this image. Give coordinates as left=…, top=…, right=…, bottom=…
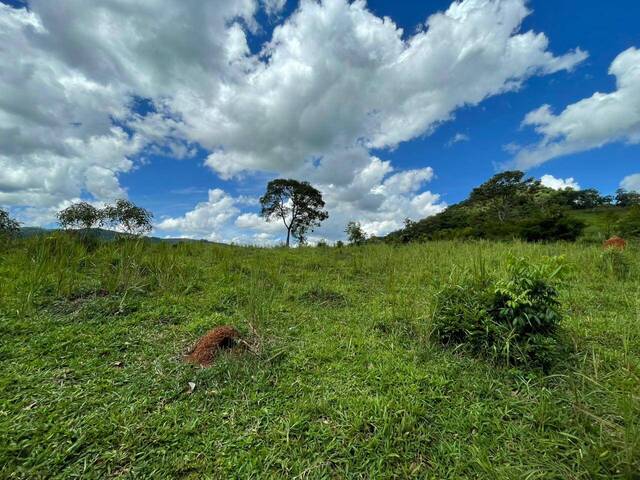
left=103, top=199, right=153, bottom=235
left=550, top=188, right=612, bottom=209
left=469, top=171, right=541, bottom=222
left=345, top=221, right=366, bottom=245
left=615, top=188, right=640, bottom=207
left=0, top=208, right=20, bottom=237
left=57, top=202, right=103, bottom=230
left=260, top=179, right=328, bottom=247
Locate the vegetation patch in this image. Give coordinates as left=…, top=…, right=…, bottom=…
left=298, top=287, right=347, bottom=307
left=433, top=255, right=567, bottom=369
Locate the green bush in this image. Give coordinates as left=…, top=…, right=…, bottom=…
left=432, top=255, right=566, bottom=369
left=518, top=213, right=585, bottom=242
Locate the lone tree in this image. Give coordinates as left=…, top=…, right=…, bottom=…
left=469, top=171, right=541, bottom=223
left=260, top=179, right=328, bottom=247
left=57, top=202, right=103, bottom=231
left=103, top=199, right=153, bottom=235
left=345, top=221, right=366, bottom=245
left=0, top=208, right=20, bottom=238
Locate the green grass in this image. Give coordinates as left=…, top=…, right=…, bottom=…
left=569, top=206, right=630, bottom=242
left=1, top=235, right=639, bottom=478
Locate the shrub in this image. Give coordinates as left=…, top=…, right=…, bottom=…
left=518, top=213, right=585, bottom=242
left=432, top=255, right=566, bottom=369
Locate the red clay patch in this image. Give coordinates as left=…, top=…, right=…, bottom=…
left=184, top=325, right=241, bottom=367
left=603, top=236, right=627, bottom=251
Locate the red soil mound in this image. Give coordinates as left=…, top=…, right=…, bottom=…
left=185, top=325, right=240, bottom=367
left=603, top=236, right=627, bottom=251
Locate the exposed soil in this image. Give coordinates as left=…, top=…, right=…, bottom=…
left=184, top=325, right=241, bottom=367
left=603, top=236, right=627, bottom=250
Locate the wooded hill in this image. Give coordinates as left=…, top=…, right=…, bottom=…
left=385, top=171, right=640, bottom=243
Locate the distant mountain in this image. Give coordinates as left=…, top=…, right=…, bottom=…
left=17, top=227, right=212, bottom=244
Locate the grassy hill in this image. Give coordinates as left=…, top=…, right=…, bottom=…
left=1, top=236, right=638, bottom=477
left=568, top=206, right=631, bottom=240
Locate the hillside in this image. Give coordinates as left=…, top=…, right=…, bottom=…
left=1, top=236, right=638, bottom=477
left=385, top=172, right=635, bottom=244
left=17, top=227, right=211, bottom=245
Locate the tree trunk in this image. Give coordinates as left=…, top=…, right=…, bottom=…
left=286, top=227, right=291, bottom=247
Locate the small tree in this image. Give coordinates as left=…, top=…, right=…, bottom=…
left=469, top=171, right=541, bottom=223
left=0, top=208, right=20, bottom=238
left=57, top=202, right=103, bottom=231
left=103, top=199, right=153, bottom=236
left=345, top=221, right=366, bottom=245
left=260, top=179, right=328, bottom=247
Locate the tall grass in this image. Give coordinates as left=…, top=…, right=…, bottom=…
left=0, top=235, right=638, bottom=477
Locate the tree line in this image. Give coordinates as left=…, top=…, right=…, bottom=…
left=2, top=171, right=639, bottom=244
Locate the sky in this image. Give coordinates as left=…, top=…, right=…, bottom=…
left=0, top=0, right=639, bottom=244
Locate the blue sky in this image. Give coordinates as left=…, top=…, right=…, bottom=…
left=1, top=0, right=639, bottom=243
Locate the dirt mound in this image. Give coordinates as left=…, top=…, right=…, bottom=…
left=184, top=325, right=241, bottom=367
left=603, top=236, right=627, bottom=251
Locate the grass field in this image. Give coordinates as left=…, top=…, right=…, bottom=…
left=1, top=235, right=639, bottom=478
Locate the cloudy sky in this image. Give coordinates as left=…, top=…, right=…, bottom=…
left=1, top=0, right=639, bottom=244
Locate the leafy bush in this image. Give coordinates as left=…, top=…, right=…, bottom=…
left=518, top=213, right=584, bottom=242
left=432, top=255, right=566, bottom=369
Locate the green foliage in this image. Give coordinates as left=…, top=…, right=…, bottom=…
left=518, top=213, right=585, bottom=242
left=600, top=248, right=631, bottom=280
left=617, top=205, right=640, bottom=238
left=345, top=221, right=366, bottom=245
left=549, top=188, right=612, bottom=209
left=102, top=199, right=153, bottom=235
left=260, top=178, right=328, bottom=247
left=615, top=188, right=640, bottom=207
left=0, top=208, right=20, bottom=238
left=433, top=255, right=567, bottom=368
left=57, top=202, right=102, bottom=230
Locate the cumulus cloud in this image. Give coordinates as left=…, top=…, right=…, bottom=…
left=0, top=0, right=258, bottom=215
left=1, top=0, right=587, bottom=235
left=620, top=173, right=640, bottom=192
left=156, top=158, right=445, bottom=243
left=512, top=47, right=640, bottom=168
left=199, top=0, right=586, bottom=179
left=540, top=174, right=580, bottom=190
left=155, top=189, right=239, bottom=239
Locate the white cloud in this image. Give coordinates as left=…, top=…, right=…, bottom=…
left=154, top=159, right=445, bottom=243
left=447, top=133, right=470, bottom=147
left=620, top=173, right=640, bottom=192
left=540, top=174, right=580, bottom=190
left=197, top=0, right=585, bottom=180
left=512, top=47, right=640, bottom=168
left=0, top=0, right=258, bottom=215
left=1, top=0, right=587, bottom=236
left=155, top=189, right=239, bottom=237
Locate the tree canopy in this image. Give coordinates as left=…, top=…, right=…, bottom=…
left=260, top=179, right=328, bottom=247
left=345, top=221, right=366, bottom=245
left=0, top=208, right=20, bottom=237
left=103, top=200, right=154, bottom=236
left=57, top=202, right=102, bottom=230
